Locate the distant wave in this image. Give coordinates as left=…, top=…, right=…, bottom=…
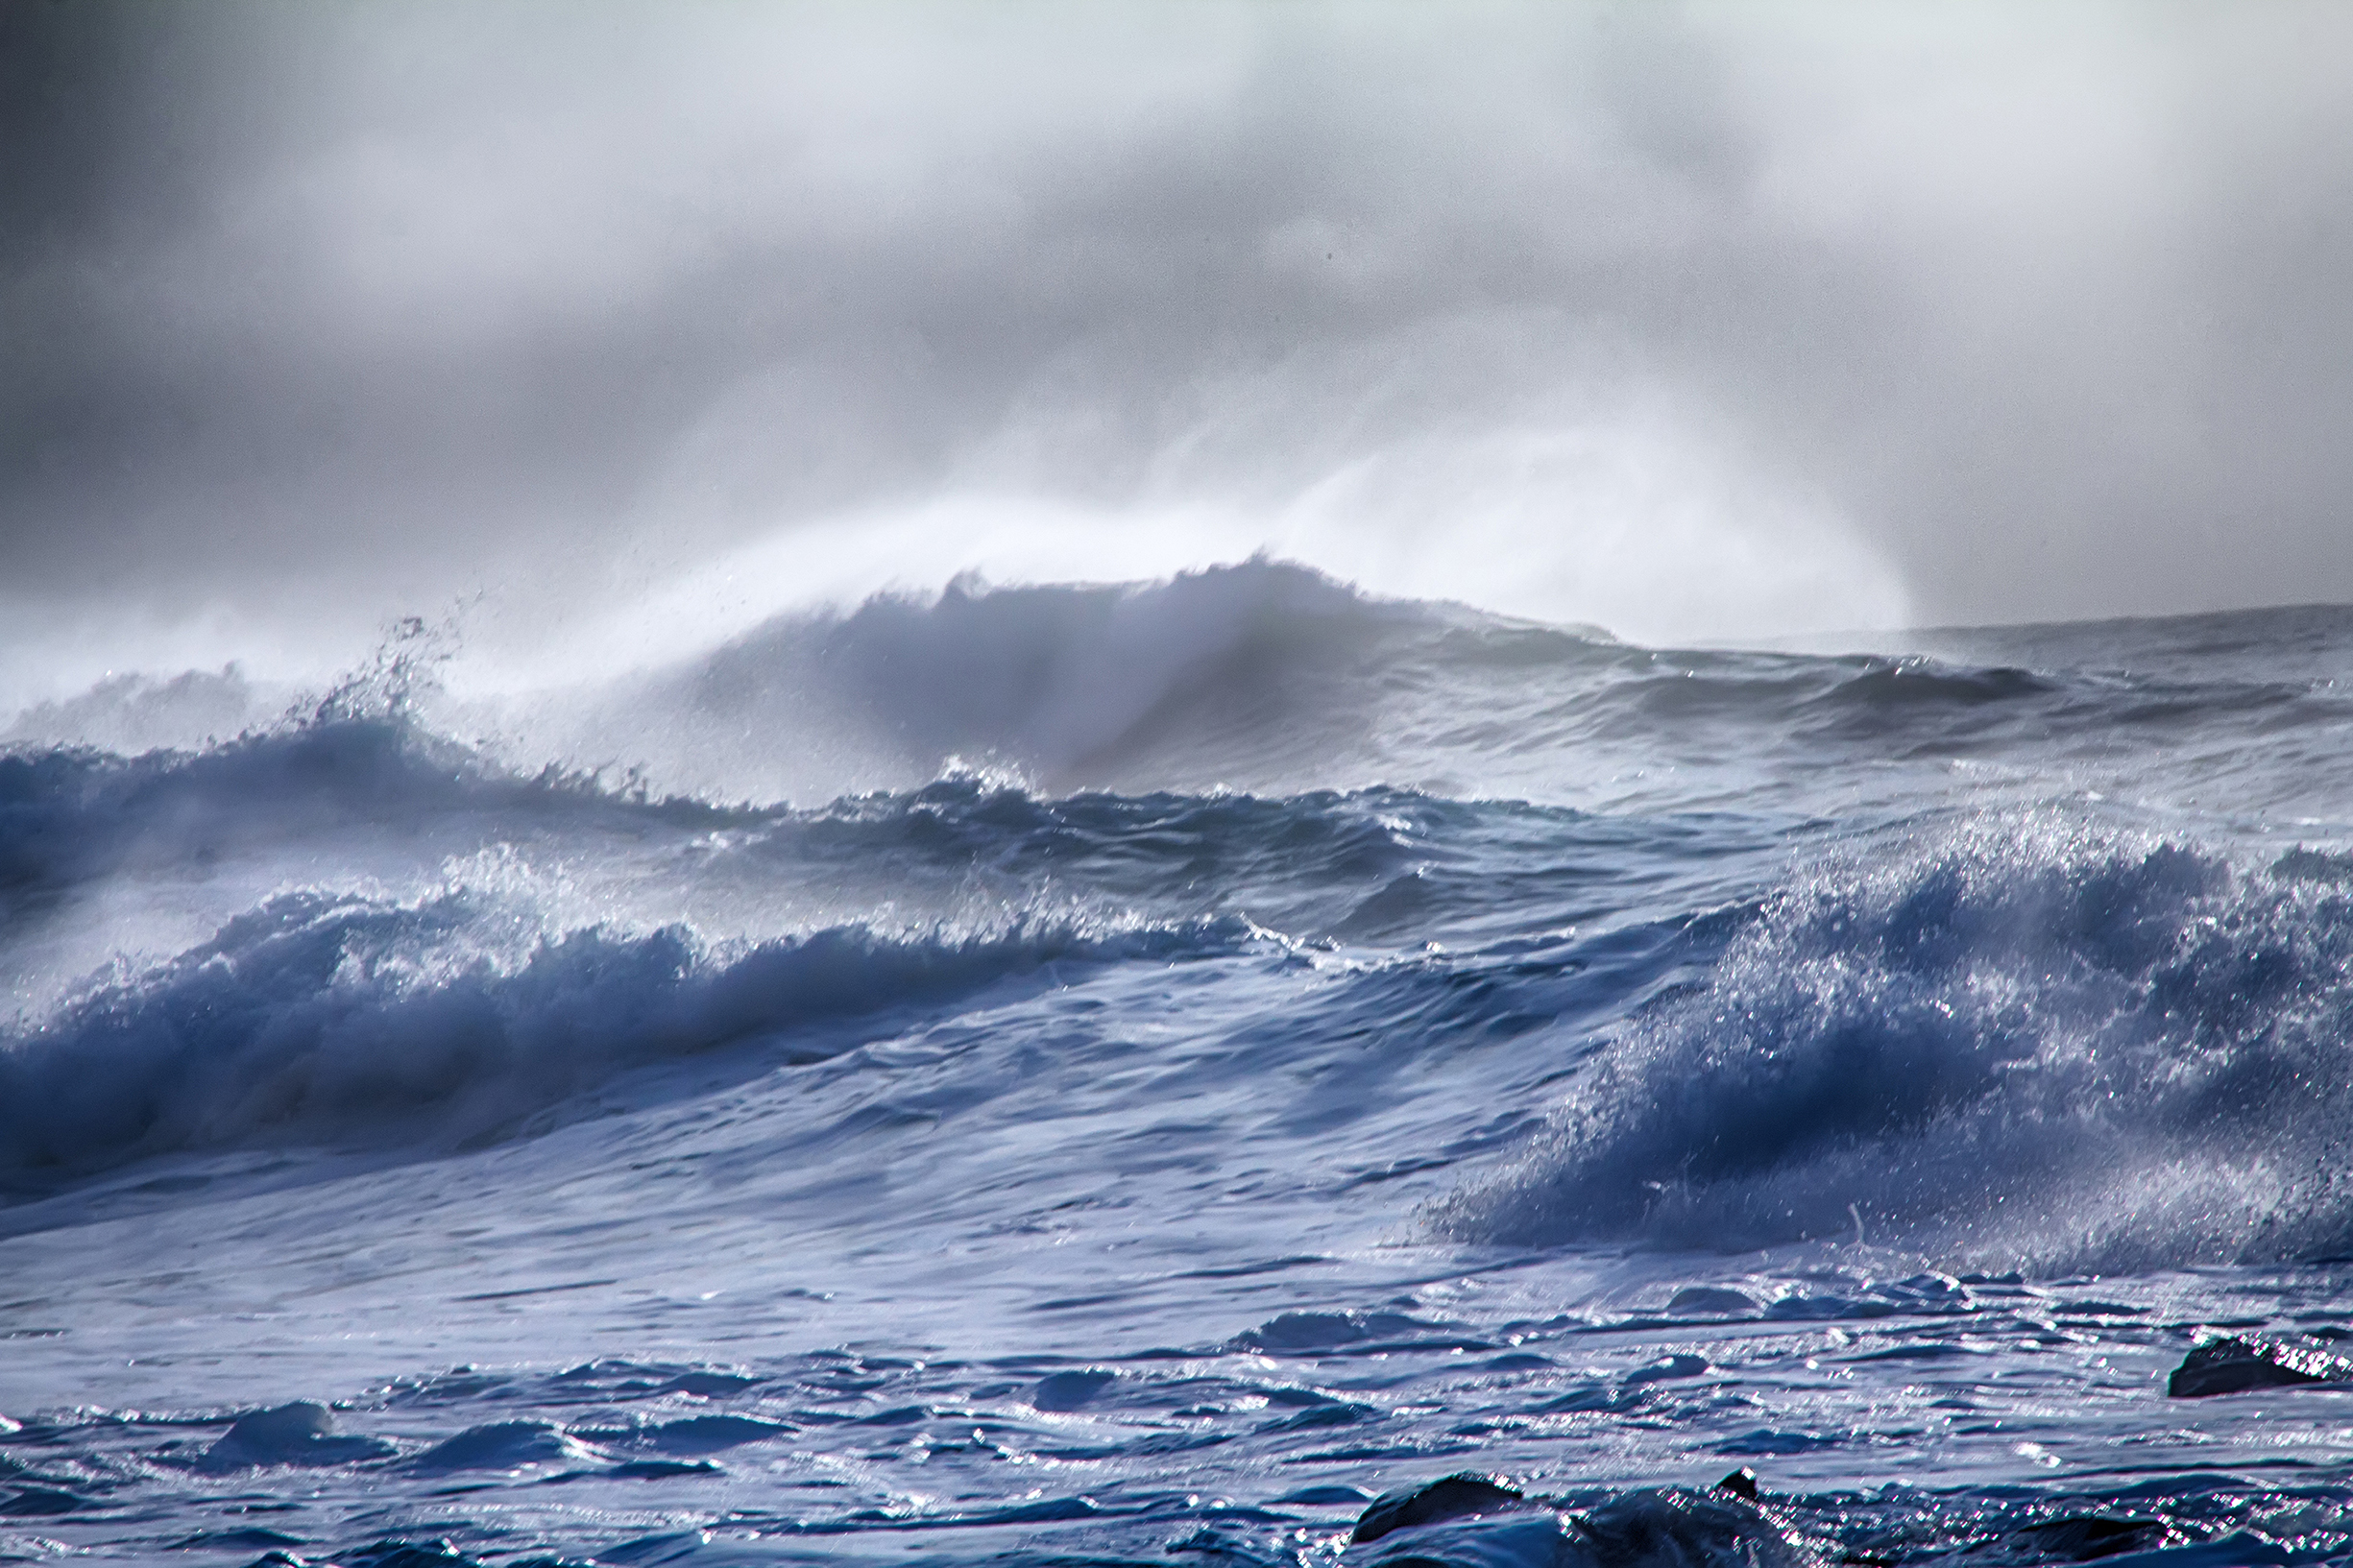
left=0, top=717, right=741, bottom=908
left=628, top=559, right=2060, bottom=793
left=1435, top=821, right=2353, bottom=1273
left=526, top=563, right=2345, bottom=804
left=0, top=886, right=1258, bottom=1188
left=570, top=560, right=1521, bottom=800
left=20, top=565, right=2337, bottom=812
left=0, top=692, right=1776, bottom=978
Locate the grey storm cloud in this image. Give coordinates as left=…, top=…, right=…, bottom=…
left=4, top=0, right=2351, bottom=651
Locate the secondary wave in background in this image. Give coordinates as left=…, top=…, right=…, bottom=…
left=19, top=564, right=2353, bottom=818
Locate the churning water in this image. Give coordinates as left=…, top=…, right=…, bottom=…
left=11, top=562, right=2353, bottom=1566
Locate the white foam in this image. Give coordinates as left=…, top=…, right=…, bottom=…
left=1438, top=818, right=2353, bottom=1274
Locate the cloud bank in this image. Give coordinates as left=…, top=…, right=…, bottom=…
left=3, top=1, right=2348, bottom=694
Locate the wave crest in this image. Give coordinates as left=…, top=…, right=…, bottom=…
left=0, top=714, right=743, bottom=907
left=0, top=886, right=1254, bottom=1187
left=1434, top=821, right=2353, bottom=1272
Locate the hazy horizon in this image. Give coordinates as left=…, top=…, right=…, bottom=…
left=6, top=0, right=2350, bottom=702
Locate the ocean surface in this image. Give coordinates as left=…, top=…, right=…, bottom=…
left=10, top=560, right=2353, bottom=1567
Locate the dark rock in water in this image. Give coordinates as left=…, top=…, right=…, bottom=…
left=1715, top=1468, right=1759, bottom=1500
left=2011, top=1516, right=2167, bottom=1561
left=2167, top=1334, right=2353, bottom=1397
left=1347, top=1477, right=1821, bottom=1568
left=1576, top=1487, right=1820, bottom=1568
left=1352, top=1473, right=1531, bottom=1544
left=200, top=1402, right=397, bottom=1470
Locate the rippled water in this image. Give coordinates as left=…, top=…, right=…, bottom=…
left=9, top=564, right=2353, bottom=1566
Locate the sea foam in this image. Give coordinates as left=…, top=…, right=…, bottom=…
left=1436, top=819, right=2353, bottom=1272
left=0, top=883, right=1254, bottom=1184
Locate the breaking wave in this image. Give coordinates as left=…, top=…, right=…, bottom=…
left=490, top=560, right=2155, bottom=805
left=0, top=885, right=1258, bottom=1186
left=0, top=717, right=748, bottom=906
left=13, top=572, right=2353, bottom=1273
left=20, top=565, right=2345, bottom=813
left=1436, top=820, right=2353, bottom=1273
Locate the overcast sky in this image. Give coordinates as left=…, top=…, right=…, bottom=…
left=4, top=0, right=2350, bottom=684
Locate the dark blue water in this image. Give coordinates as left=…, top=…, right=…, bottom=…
left=10, top=564, right=2353, bottom=1567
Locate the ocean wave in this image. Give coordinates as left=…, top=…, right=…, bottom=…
left=1, top=691, right=1776, bottom=958
left=583, top=560, right=1497, bottom=800
left=608, top=562, right=2093, bottom=800
left=763, top=778, right=1772, bottom=950
left=0, top=884, right=1256, bottom=1188
left=1433, top=820, right=2353, bottom=1273
left=580, top=564, right=2351, bottom=806
left=24, top=567, right=2337, bottom=819
left=0, top=715, right=746, bottom=908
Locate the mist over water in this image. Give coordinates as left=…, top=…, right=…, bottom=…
left=7, top=0, right=2353, bottom=705
left=9, top=8, right=2353, bottom=1568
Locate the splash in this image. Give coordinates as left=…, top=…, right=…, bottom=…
left=1435, top=818, right=2353, bottom=1273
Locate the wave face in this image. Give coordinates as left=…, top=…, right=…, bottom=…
left=469, top=565, right=2353, bottom=822
left=501, top=561, right=1526, bottom=803
left=1436, top=824, right=2353, bottom=1271
left=0, top=717, right=702, bottom=905
left=14, top=572, right=2353, bottom=1565
left=0, top=883, right=1252, bottom=1185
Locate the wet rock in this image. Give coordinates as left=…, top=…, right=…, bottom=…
left=1352, top=1473, right=1532, bottom=1544
left=2010, top=1516, right=2167, bottom=1561
left=1715, top=1468, right=1759, bottom=1501
left=2167, top=1334, right=2353, bottom=1397
left=201, top=1401, right=397, bottom=1470
left=1347, top=1476, right=1823, bottom=1568
left=1577, top=1487, right=1821, bottom=1568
